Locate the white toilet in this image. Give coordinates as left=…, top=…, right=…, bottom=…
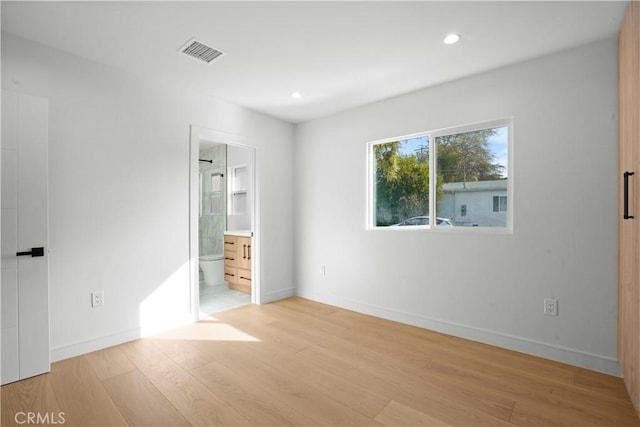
left=199, top=254, right=225, bottom=287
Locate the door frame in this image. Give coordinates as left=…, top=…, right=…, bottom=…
left=188, top=125, right=260, bottom=320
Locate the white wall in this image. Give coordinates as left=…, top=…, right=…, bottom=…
left=1, top=33, right=295, bottom=361
left=294, top=39, right=619, bottom=374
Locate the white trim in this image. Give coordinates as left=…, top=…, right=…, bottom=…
left=366, top=225, right=512, bottom=234
left=252, top=145, right=261, bottom=305
left=262, top=287, right=296, bottom=304
left=296, top=290, right=621, bottom=376
left=51, top=329, right=142, bottom=363
left=430, top=117, right=513, bottom=139
left=189, top=127, right=199, bottom=321
left=49, top=313, right=194, bottom=363
left=430, top=130, right=436, bottom=229
left=366, top=141, right=375, bottom=229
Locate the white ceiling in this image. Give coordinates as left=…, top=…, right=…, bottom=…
left=1, top=1, right=628, bottom=124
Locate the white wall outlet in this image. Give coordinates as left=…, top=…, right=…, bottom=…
left=91, top=291, right=104, bottom=307
left=544, top=298, right=558, bottom=316
left=320, top=265, right=326, bottom=276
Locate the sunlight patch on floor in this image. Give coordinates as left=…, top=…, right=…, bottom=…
left=153, top=320, right=260, bottom=342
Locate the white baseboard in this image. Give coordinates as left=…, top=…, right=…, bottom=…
left=50, top=315, right=195, bottom=363
left=50, top=286, right=296, bottom=363
left=296, top=290, right=621, bottom=377
left=49, top=287, right=296, bottom=362
left=260, top=287, right=295, bottom=304
left=50, top=328, right=142, bottom=363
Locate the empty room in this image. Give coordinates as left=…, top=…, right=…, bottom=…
left=3, top=1, right=640, bottom=426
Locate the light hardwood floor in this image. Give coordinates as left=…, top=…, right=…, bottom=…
left=2, top=297, right=639, bottom=426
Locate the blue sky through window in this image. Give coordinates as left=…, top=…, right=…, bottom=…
left=488, top=126, right=508, bottom=178
left=399, top=136, right=429, bottom=156
left=397, top=126, right=507, bottom=178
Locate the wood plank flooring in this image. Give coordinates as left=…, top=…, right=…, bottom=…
left=2, top=297, right=639, bottom=426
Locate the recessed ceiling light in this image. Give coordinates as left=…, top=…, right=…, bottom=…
left=443, top=33, right=461, bottom=45
left=291, top=92, right=302, bottom=99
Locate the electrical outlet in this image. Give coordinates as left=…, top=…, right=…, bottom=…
left=320, top=265, right=326, bottom=276
left=544, top=298, right=558, bottom=316
left=91, top=291, right=104, bottom=308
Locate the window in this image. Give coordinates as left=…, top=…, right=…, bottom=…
left=369, top=119, right=511, bottom=229
left=372, top=135, right=430, bottom=226
left=493, top=196, right=507, bottom=212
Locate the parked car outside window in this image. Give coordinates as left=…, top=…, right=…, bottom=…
left=390, top=216, right=453, bottom=227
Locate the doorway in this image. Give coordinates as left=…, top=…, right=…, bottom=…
left=189, top=126, right=258, bottom=319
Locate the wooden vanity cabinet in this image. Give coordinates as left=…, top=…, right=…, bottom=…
left=223, top=234, right=251, bottom=295
left=223, top=235, right=238, bottom=286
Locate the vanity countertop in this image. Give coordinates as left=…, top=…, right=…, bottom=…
left=224, top=230, right=253, bottom=237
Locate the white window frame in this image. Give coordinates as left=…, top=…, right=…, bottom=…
left=367, top=118, right=513, bottom=233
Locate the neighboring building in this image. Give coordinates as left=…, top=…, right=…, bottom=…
left=439, top=179, right=508, bottom=227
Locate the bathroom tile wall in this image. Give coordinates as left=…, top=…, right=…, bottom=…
left=199, top=144, right=226, bottom=257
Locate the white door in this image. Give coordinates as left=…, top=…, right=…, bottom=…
left=1, top=90, right=50, bottom=385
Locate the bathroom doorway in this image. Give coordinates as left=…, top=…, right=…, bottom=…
left=189, top=126, right=258, bottom=319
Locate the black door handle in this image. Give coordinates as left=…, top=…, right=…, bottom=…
left=624, top=171, right=635, bottom=220
left=16, top=247, right=45, bottom=257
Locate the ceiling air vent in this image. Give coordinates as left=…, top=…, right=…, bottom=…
left=179, top=38, right=224, bottom=64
